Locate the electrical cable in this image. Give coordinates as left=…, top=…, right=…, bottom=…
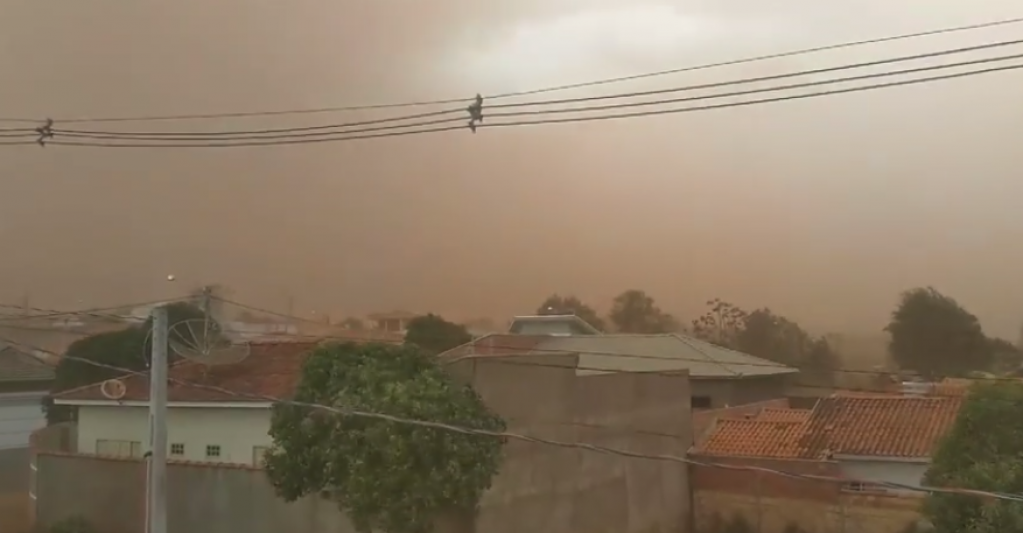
left=37, top=60, right=1023, bottom=148
left=40, top=37, right=1023, bottom=141
left=3, top=15, right=1023, bottom=125
left=17, top=335, right=1022, bottom=503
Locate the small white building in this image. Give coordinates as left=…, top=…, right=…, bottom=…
left=52, top=341, right=319, bottom=466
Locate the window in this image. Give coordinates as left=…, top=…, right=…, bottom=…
left=205, top=445, right=221, bottom=459
left=95, top=439, right=142, bottom=458
left=843, top=481, right=884, bottom=493
left=170, top=443, right=185, bottom=456
left=253, top=446, right=270, bottom=467
left=691, top=396, right=712, bottom=409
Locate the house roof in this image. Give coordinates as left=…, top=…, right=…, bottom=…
left=0, top=344, right=55, bottom=383
left=54, top=341, right=319, bottom=404
left=694, top=395, right=962, bottom=460
left=800, top=395, right=963, bottom=459
left=699, top=419, right=806, bottom=458
left=440, top=333, right=796, bottom=378
left=508, top=315, right=602, bottom=335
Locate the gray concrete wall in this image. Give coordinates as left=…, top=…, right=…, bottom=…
left=449, top=354, right=692, bottom=533
left=35, top=354, right=692, bottom=533
left=35, top=454, right=356, bottom=533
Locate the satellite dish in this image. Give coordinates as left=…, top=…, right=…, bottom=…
left=100, top=379, right=127, bottom=400
left=169, top=317, right=250, bottom=365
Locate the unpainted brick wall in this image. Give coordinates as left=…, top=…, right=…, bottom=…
left=689, top=455, right=923, bottom=533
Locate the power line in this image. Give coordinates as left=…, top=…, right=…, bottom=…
left=2, top=16, right=1022, bottom=126
left=31, top=59, right=1023, bottom=148
left=18, top=334, right=1022, bottom=502
left=25, top=36, right=1023, bottom=145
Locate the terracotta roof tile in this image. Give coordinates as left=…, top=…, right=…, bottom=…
left=755, top=408, right=811, bottom=423
left=694, top=396, right=962, bottom=460
left=799, top=396, right=963, bottom=458
left=54, top=341, right=321, bottom=403
left=698, top=419, right=805, bottom=458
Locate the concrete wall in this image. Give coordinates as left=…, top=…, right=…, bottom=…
left=447, top=354, right=692, bottom=533
left=838, top=459, right=928, bottom=495
left=35, top=354, right=693, bottom=533
left=690, top=455, right=925, bottom=533
left=690, top=376, right=790, bottom=410
left=77, top=405, right=272, bottom=465
left=34, top=453, right=355, bottom=533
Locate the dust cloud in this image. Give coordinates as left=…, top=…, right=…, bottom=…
left=1, top=0, right=1022, bottom=346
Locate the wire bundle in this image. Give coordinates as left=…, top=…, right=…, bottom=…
left=2, top=17, right=1023, bottom=148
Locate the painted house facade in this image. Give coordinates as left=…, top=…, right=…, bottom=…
left=52, top=342, right=317, bottom=466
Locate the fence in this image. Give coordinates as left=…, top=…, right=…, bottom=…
left=690, top=456, right=925, bottom=533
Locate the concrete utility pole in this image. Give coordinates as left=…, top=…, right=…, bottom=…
left=147, top=305, right=169, bottom=533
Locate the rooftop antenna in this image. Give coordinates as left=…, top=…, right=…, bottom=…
left=143, top=284, right=250, bottom=372
left=168, top=286, right=250, bottom=368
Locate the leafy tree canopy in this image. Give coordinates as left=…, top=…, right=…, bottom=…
left=886, top=287, right=990, bottom=378
left=923, top=382, right=1023, bottom=532
left=536, top=294, right=606, bottom=332
left=264, top=342, right=506, bottom=533
left=609, top=289, right=678, bottom=333
left=404, top=313, right=472, bottom=355
left=691, top=300, right=840, bottom=385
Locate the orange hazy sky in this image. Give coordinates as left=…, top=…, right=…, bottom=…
left=1, top=0, right=1022, bottom=337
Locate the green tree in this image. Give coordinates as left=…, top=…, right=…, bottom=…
left=608, top=290, right=678, bottom=333
left=404, top=314, right=472, bottom=355
left=536, top=294, right=606, bottom=331
left=691, top=299, right=748, bottom=348
left=988, top=338, right=1023, bottom=375
left=264, top=342, right=505, bottom=533
left=46, top=302, right=212, bottom=423
left=886, top=287, right=991, bottom=378
left=922, top=381, right=1023, bottom=532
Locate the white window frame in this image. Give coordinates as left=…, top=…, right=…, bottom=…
left=170, top=443, right=185, bottom=456
left=95, top=439, right=142, bottom=458
left=205, top=444, right=222, bottom=459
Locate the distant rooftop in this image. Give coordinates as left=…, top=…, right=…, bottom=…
left=508, top=315, right=602, bottom=336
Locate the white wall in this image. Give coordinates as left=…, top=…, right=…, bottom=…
left=76, top=405, right=273, bottom=465
left=0, top=392, right=47, bottom=449
left=838, top=458, right=929, bottom=494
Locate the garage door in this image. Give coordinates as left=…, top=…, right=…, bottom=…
left=0, top=394, right=45, bottom=450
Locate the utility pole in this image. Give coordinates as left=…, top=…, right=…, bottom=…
left=147, top=305, right=169, bottom=533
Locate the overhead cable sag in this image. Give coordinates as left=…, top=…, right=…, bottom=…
left=2, top=18, right=1023, bottom=148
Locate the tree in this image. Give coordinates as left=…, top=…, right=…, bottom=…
left=46, top=301, right=214, bottom=423
left=535, top=294, right=606, bottom=332
left=886, top=287, right=991, bottom=378
left=404, top=314, right=472, bottom=354
left=608, top=290, right=678, bottom=333
left=922, top=381, right=1023, bottom=532
left=692, top=299, right=748, bottom=348
left=263, top=342, right=506, bottom=533
left=988, top=338, right=1023, bottom=375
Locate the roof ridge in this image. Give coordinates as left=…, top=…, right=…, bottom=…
left=670, top=333, right=742, bottom=376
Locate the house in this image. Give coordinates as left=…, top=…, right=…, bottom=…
left=440, top=333, right=798, bottom=409
left=507, top=315, right=601, bottom=336
left=51, top=342, right=319, bottom=465
left=366, top=310, right=417, bottom=334
left=0, top=344, right=54, bottom=450
left=694, top=394, right=963, bottom=492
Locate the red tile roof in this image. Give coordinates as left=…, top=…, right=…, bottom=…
left=801, top=395, right=962, bottom=459
left=699, top=419, right=805, bottom=458
left=54, top=341, right=320, bottom=403
left=693, top=395, right=963, bottom=460
left=755, top=408, right=812, bottom=423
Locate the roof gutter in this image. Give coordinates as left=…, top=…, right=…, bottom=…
left=833, top=454, right=929, bottom=464
left=52, top=399, right=273, bottom=408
